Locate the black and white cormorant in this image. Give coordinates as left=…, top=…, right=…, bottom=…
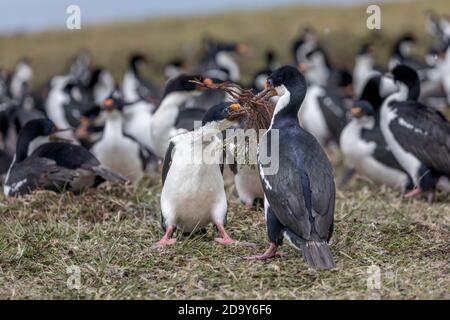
left=339, top=74, right=413, bottom=190
left=150, top=75, right=207, bottom=158
left=122, top=54, right=159, bottom=103
left=248, top=66, right=336, bottom=269
left=91, top=94, right=156, bottom=184
left=4, top=119, right=125, bottom=197
left=155, top=102, right=251, bottom=248
left=380, top=65, right=450, bottom=202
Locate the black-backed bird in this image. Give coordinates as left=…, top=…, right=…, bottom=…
left=4, top=119, right=125, bottom=197
left=155, top=102, right=252, bottom=248
left=339, top=74, right=413, bottom=189
left=340, top=99, right=413, bottom=191
left=380, top=65, right=450, bottom=202
left=150, top=75, right=207, bottom=158
left=90, top=93, right=156, bottom=184
left=122, top=54, right=159, bottom=103
left=248, top=66, right=336, bottom=269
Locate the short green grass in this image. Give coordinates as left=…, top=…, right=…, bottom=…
left=0, top=0, right=450, bottom=300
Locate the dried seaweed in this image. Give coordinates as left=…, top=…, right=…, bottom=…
left=191, top=79, right=275, bottom=131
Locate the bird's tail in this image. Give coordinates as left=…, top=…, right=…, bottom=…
left=92, top=165, right=128, bottom=184
left=284, top=230, right=336, bottom=270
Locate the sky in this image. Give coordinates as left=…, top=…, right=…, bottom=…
left=0, top=0, right=384, bottom=34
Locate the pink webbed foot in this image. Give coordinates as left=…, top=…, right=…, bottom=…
left=244, top=243, right=279, bottom=260
left=405, top=187, right=422, bottom=199
left=215, top=223, right=256, bottom=247
left=152, top=226, right=176, bottom=249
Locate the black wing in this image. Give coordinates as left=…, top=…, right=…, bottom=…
left=389, top=101, right=450, bottom=176
left=318, top=90, right=349, bottom=143
left=32, top=142, right=100, bottom=170
left=361, top=126, right=405, bottom=171
left=6, top=157, right=77, bottom=195
left=162, top=141, right=175, bottom=186
left=260, top=126, right=334, bottom=242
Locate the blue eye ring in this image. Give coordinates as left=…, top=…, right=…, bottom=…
left=267, top=79, right=273, bottom=86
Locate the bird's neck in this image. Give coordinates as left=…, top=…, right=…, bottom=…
left=15, top=130, right=40, bottom=162
left=103, top=113, right=124, bottom=140
left=270, top=88, right=304, bottom=129
left=156, top=92, right=190, bottom=114
left=131, top=63, right=141, bottom=80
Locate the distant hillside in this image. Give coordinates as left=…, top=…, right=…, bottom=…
left=0, top=0, right=448, bottom=89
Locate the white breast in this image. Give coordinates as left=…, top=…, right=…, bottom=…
left=298, top=85, right=330, bottom=146
left=160, top=132, right=227, bottom=233
left=341, top=119, right=409, bottom=190
left=380, top=98, right=422, bottom=184
left=234, top=165, right=264, bottom=205
left=123, top=101, right=154, bottom=151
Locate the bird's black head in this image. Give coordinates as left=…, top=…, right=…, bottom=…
left=399, top=32, right=416, bottom=43
left=161, top=74, right=204, bottom=98
left=265, top=50, right=276, bottom=64
left=130, top=54, right=147, bottom=66
left=25, top=118, right=57, bottom=137
left=266, top=65, right=307, bottom=97
left=16, top=119, right=58, bottom=161
left=130, top=54, right=147, bottom=75
left=391, top=64, right=420, bottom=100
left=202, top=102, right=241, bottom=126
left=351, top=100, right=375, bottom=119
left=360, top=75, right=383, bottom=109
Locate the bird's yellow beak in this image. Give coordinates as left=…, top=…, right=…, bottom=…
left=262, top=81, right=278, bottom=97
left=230, top=103, right=241, bottom=111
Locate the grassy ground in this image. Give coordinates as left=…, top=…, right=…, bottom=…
left=0, top=172, right=449, bottom=299
left=0, top=0, right=450, bottom=299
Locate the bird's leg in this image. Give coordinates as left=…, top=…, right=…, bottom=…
left=427, top=192, right=435, bottom=204
left=215, top=223, right=238, bottom=245
left=245, top=203, right=255, bottom=210
left=152, top=226, right=176, bottom=249
left=404, top=187, right=422, bottom=198
left=244, top=243, right=279, bottom=260
left=215, top=224, right=255, bottom=247
left=339, top=167, right=355, bottom=188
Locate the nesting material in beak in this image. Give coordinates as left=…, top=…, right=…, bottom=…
left=191, top=79, right=275, bottom=133
left=261, top=81, right=278, bottom=98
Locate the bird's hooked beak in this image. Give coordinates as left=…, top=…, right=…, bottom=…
left=220, top=103, right=242, bottom=129
left=197, top=77, right=214, bottom=92
left=260, top=80, right=278, bottom=98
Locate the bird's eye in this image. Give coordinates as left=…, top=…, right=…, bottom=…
left=267, top=79, right=273, bottom=87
